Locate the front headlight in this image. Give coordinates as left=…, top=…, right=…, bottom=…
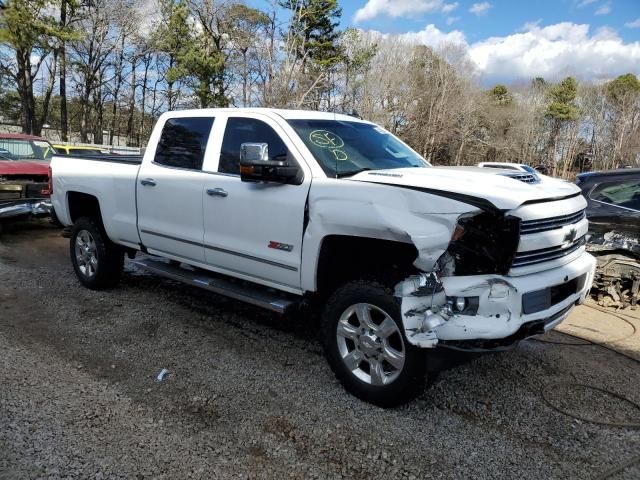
left=446, top=212, right=520, bottom=275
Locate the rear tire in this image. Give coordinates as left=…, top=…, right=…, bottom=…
left=321, top=280, right=427, bottom=407
left=70, top=216, right=123, bottom=290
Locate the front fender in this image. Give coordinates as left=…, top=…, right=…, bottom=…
left=300, top=178, right=477, bottom=292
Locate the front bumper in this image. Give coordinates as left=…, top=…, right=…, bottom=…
left=398, top=250, right=596, bottom=349
left=0, top=199, right=52, bottom=219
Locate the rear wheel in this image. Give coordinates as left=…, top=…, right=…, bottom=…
left=321, top=280, right=427, bottom=407
left=70, top=216, right=123, bottom=289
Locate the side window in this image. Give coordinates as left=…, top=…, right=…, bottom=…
left=591, top=179, right=640, bottom=211
left=154, top=117, right=214, bottom=170
left=219, top=117, right=289, bottom=175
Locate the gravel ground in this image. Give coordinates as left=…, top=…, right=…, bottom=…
left=1, top=221, right=639, bottom=479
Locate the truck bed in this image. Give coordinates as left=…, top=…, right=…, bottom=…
left=50, top=154, right=142, bottom=248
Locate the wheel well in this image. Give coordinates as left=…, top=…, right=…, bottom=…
left=67, top=192, right=102, bottom=224
left=316, top=235, right=419, bottom=294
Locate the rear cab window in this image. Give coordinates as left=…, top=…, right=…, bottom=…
left=154, top=117, right=214, bottom=170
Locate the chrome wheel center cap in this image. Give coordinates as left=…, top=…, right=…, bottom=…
left=359, top=332, right=380, bottom=356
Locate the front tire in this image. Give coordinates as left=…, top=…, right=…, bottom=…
left=321, top=281, right=427, bottom=407
left=70, top=216, right=123, bottom=290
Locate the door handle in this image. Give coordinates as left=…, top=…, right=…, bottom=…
left=140, top=178, right=157, bottom=187
left=206, top=188, right=228, bottom=197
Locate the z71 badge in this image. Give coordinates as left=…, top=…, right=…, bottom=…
left=268, top=241, right=293, bottom=252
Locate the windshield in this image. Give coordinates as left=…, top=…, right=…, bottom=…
left=287, top=119, right=429, bottom=177
left=0, top=139, right=55, bottom=161
left=521, top=165, right=537, bottom=173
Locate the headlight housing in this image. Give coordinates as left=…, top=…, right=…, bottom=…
left=447, top=212, right=520, bottom=275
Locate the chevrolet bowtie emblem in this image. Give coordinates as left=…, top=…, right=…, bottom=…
left=564, top=227, right=578, bottom=244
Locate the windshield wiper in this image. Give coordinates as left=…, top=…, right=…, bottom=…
left=336, top=167, right=372, bottom=178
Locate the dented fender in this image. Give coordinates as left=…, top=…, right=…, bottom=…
left=300, top=177, right=478, bottom=292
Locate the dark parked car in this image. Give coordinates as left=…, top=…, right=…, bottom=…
left=577, top=168, right=640, bottom=307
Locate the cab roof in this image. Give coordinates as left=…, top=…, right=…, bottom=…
left=163, top=108, right=368, bottom=123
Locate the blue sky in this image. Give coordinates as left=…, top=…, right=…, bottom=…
left=248, top=0, right=640, bottom=84
left=342, top=0, right=640, bottom=44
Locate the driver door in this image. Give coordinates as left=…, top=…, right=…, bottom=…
left=202, top=114, right=311, bottom=292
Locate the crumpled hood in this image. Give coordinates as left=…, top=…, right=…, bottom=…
left=348, top=166, right=580, bottom=211
left=0, top=160, right=49, bottom=176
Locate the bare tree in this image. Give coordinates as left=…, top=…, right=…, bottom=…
left=70, top=0, right=118, bottom=142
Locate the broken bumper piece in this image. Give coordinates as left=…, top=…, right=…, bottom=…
left=396, top=250, right=596, bottom=350
left=0, top=199, right=52, bottom=219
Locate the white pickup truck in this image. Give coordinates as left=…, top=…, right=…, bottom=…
left=51, top=108, right=596, bottom=406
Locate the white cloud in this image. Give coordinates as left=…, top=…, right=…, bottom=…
left=354, top=0, right=457, bottom=23
left=626, top=18, right=640, bottom=28
left=469, top=2, right=491, bottom=16
left=576, top=0, right=597, bottom=7
left=521, top=19, right=542, bottom=31
left=446, top=16, right=460, bottom=25
left=595, top=3, right=611, bottom=15
left=367, top=21, right=640, bottom=83
left=365, top=24, right=466, bottom=50
left=139, top=0, right=162, bottom=36
left=379, top=24, right=467, bottom=47
left=468, top=22, right=640, bottom=82
left=442, top=2, right=458, bottom=14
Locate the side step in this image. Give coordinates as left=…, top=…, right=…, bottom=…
left=133, top=257, right=298, bottom=314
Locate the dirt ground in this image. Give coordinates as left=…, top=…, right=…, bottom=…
left=1, top=220, right=639, bottom=479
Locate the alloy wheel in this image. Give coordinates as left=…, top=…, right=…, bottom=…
left=336, top=303, right=406, bottom=386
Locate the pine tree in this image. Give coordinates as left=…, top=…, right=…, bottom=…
left=0, top=0, right=77, bottom=134
left=282, top=0, right=342, bottom=69
left=489, top=85, right=512, bottom=106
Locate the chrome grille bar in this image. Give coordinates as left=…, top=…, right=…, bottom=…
left=520, top=209, right=586, bottom=235
left=512, top=236, right=586, bottom=268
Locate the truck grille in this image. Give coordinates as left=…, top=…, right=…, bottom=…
left=512, top=236, right=586, bottom=268
left=520, top=209, right=586, bottom=235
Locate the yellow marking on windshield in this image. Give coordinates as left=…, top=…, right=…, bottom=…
left=309, top=130, right=344, bottom=148
left=309, top=130, right=349, bottom=161
left=330, top=149, right=348, bottom=161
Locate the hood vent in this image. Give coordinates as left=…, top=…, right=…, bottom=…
left=501, top=172, right=540, bottom=184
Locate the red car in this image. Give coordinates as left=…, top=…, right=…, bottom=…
left=0, top=133, right=54, bottom=223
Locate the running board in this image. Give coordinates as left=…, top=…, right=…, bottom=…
left=133, top=257, right=297, bottom=314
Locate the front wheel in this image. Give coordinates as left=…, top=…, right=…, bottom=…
left=70, top=216, right=124, bottom=290
left=321, top=281, right=427, bottom=407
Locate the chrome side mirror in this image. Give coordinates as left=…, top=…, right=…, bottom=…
left=240, top=143, right=269, bottom=164
left=239, top=142, right=301, bottom=184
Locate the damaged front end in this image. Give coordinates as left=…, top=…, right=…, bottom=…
left=395, top=211, right=521, bottom=348
left=395, top=208, right=596, bottom=351
left=587, top=231, right=640, bottom=308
